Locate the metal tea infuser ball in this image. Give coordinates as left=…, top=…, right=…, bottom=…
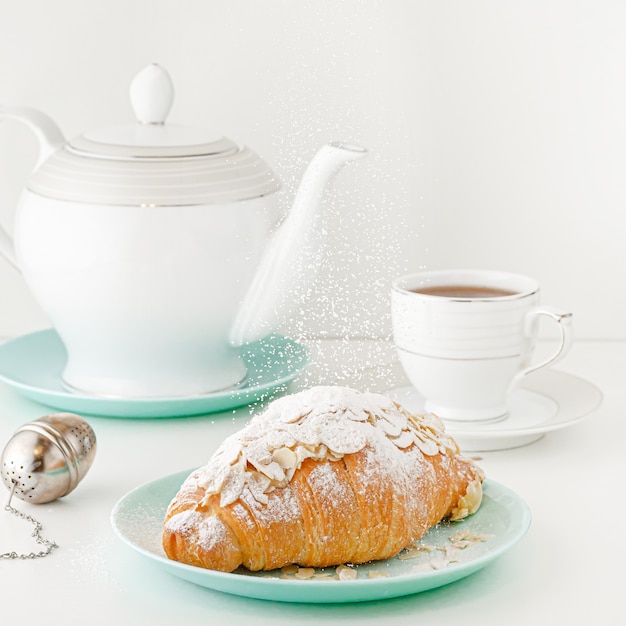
left=1, top=412, right=97, bottom=503
left=1, top=412, right=97, bottom=559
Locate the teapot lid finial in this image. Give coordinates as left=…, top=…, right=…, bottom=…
left=130, top=64, right=174, bottom=125
left=32, top=63, right=282, bottom=205
left=70, top=63, right=233, bottom=157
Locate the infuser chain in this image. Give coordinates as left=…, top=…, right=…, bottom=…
left=1, top=480, right=58, bottom=560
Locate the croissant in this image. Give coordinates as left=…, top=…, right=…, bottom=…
left=162, top=386, right=484, bottom=572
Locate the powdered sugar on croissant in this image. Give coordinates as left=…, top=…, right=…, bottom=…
left=163, top=386, right=484, bottom=572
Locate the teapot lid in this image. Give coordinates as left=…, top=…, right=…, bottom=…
left=28, top=65, right=281, bottom=206
left=67, top=64, right=239, bottom=160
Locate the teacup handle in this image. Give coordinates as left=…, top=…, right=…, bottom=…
left=512, top=306, right=573, bottom=387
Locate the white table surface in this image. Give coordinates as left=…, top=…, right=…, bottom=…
left=0, top=337, right=622, bottom=625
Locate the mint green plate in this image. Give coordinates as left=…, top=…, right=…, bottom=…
left=0, top=330, right=308, bottom=418
left=111, top=470, right=531, bottom=603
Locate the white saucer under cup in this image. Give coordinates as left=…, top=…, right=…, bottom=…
left=386, top=369, right=602, bottom=452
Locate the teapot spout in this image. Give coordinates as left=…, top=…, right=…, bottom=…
left=230, top=142, right=367, bottom=346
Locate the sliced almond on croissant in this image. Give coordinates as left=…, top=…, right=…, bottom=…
left=162, top=386, right=484, bottom=572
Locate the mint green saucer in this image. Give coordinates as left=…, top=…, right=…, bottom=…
left=111, top=470, right=530, bottom=603
left=0, top=330, right=308, bottom=418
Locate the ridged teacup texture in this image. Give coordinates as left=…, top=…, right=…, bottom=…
left=392, top=269, right=573, bottom=422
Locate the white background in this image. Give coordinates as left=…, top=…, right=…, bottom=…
left=0, top=0, right=623, bottom=341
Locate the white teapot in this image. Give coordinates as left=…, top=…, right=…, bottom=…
left=0, top=65, right=366, bottom=397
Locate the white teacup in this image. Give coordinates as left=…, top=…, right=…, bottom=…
left=391, top=269, right=573, bottom=422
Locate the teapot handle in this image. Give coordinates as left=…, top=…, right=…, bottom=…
left=0, top=106, right=65, bottom=269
